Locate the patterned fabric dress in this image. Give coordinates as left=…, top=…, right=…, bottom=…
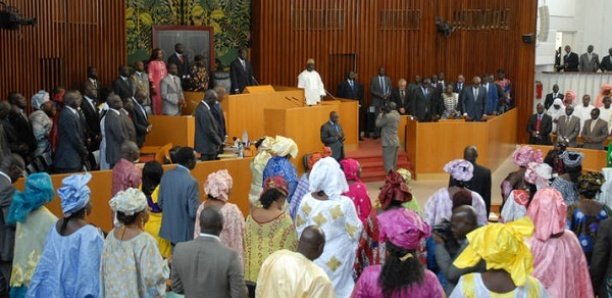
left=551, top=176, right=579, bottom=206
left=567, top=202, right=612, bottom=263
left=342, top=180, right=372, bottom=224
left=262, top=156, right=298, bottom=201
left=289, top=174, right=310, bottom=219
left=143, top=186, right=172, bottom=258
left=424, top=187, right=488, bottom=227
left=188, top=65, right=210, bottom=91
left=248, top=150, right=272, bottom=206
left=354, top=208, right=382, bottom=279
left=194, top=202, right=245, bottom=266
left=244, top=212, right=297, bottom=282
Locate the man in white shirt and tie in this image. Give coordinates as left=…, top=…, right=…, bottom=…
left=297, top=58, right=326, bottom=106
left=161, top=63, right=185, bottom=116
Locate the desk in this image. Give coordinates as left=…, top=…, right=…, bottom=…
left=144, top=115, right=195, bottom=147
left=529, top=145, right=608, bottom=172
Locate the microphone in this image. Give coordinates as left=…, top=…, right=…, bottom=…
left=284, top=97, right=302, bottom=106
left=325, top=90, right=338, bottom=100
left=251, top=76, right=260, bottom=86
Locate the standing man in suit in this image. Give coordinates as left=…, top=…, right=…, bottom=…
left=527, top=103, right=553, bottom=145
left=462, top=76, right=487, bottom=121
left=544, top=84, right=564, bottom=110
left=0, top=154, right=24, bottom=297
left=391, top=78, right=410, bottom=115
left=599, top=48, right=612, bottom=72
left=211, top=86, right=227, bottom=142
left=4, top=92, right=36, bottom=164
left=462, top=146, right=491, bottom=217
left=230, top=49, right=255, bottom=94
left=161, top=63, right=185, bottom=116
left=408, top=75, right=422, bottom=98
left=483, top=74, right=501, bottom=115
left=580, top=45, right=600, bottom=72
left=337, top=71, right=365, bottom=140
left=171, top=207, right=247, bottom=297
left=167, top=43, right=190, bottom=89
left=131, top=60, right=151, bottom=114
left=454, top=74, right=466, bottom=94
left=83, top=66, right=102, bottom=96
left=81, top=84, right=101, bottom=168
left=557, top=105, right=581, bottom=147
left=562, top=45, right=580, bottom=72
left=158, top=147, right=200, bottom=245
left=53, top=91, right=88, bottom=173
left=104, top=94, right=128, bottom=168
left=112, top=65, right=134, bottom=101
left=320, top=111, right=345, bottom=161
left=195, top=90, right=223, bottom=161
left=411, top=77, right=435, bottom=122
left=130, top=90, right=151, bottom=147
left=376, top=102, right=400, bottom=173
left=582, top=108, right=609, bottom=150
left=370, top=67, right=392, bottom=113
left=0, top=102, right=11, bottom=162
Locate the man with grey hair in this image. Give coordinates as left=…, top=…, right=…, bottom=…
left=53, top=90, right=88, bottom=173
left=195, top=90, right=223, bottom=161
left=376, top=101, right=401, bottom=172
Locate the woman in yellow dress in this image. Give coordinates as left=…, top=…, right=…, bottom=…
left=142, top=161, right=172, bottom=258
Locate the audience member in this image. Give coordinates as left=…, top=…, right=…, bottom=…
left=230, top=49, right=255, bottom=94
left=104, top=94, right=128, bottom=168
left=391, top=78, right=410, bottom=115
left=194, top=170, right=245, bottom=265
left=337, top=71, right=365, bottom=139
left=27, top=173, right=104, bottom=297
left=340, top=158, right=371, bottom=223
left=288, top=147, right=330, bottom=219
left=130, top=90, right=151, bottom=147
left=141, top=161, right=171, bottom=258
left=49, top=87, right=65, bottom=152
left=483, top=74, right=501, bottom=115
left=453, top=74, right=465, bottom=94
left=527, top=103, right=553, bottom=145
left=544, top=84, right=563, bottom=110
left=575, top=95, right=596, bottom=130
left=244, top=176, right=297, bottom=284
left=590, top=218, right=612, bottom=297
left=261, top=136, right=299, bottom=200
left=81, top=83, right=101, bottom=167
left=495, top=69, right=512, bottom=94
left=167, top=43, right=190, bottom=88
left=82, top=66, right=101, bottom=95
left=5, top=92, right=36, bottom=163
left=102, top=188, right=168, bottom=297
left=161, top=63, right=185, bottom=116
left=370, top=67, right=392, bottom=115
left=461, top=76, right=487, bottom=121
left=376, top=102, right=400, bottom=172
left=188, top=54, right=210, bottom=91
left=546, top=98, right=565, bottom=132
left=500, top=162, right=549, bottom=223
left=582, top=108, right=609, bottom=150
left=248, top=137, right=274, bottom=206
left=397, top=168, right=423, bottom=213
left=500, top=146, right=543, bottom=202
left=562, top=45, right=580, bottom=72
left=256, top=226, right=334, bottom=297
left=0, top=154, right=24, bottom=297
left=158, top=147, right=200, bottom=245
left=600, top=47, right=612, bottom=72
left=28, top=90, right=55, bottom=172
left=131, top=60, right=151, bottom=113
left=112, top=65, right=134, bottom=101
left=119, top=101, right=137, bottom=145
left=53, top=90, right=88, bottom=173
left=580, top=45, right=600, bottom=72
left=408, top=75, right=422, bottom=96
left=556, top=105, right=581, bottom=147
left=111, top=141, right=141, bottom=197
left=148, top=48, right=168, bottom=115
left=298, top=58, right=326, bottom=106
left=212, top=59, right=231, bottom=93
left=320, top=111, right=345, bottom=161
left=171, top=206, right=248, bottom=297
left=411, top=77, right=436, bottom=122
left=595, top=83, right=612, bottom=108
left=599, top=96, right=612, bottom=132
left=441, top=84, right=460, bottom=119
left=0, top=102, right=11, bottom=161
left=457, top=146, right=492, bottom=216
left=551, top=150, right=582, bottom=206
left=195, top=89, right=223, bottom=161
left=211, top=86, right=227, bottom=141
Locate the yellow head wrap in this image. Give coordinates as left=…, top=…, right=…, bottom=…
left=270, top=136, right=298, bottom=158
left=453, top=217, right=535, bottom=286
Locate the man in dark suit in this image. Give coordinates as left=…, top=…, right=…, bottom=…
left=195, top=90, right=223, bottom=161
left=53, top=91, right=88, bottom=173
left=411, top=78, right=438, bottom=122
left=320, top=111, right=345, bottom=161
left=462, top=76, right=487, bottom=121
left=483, top=74, right=501, bottom=115
left=82, top=66, right=102, bottom=96
left=229, top=49, right=255, bottom=94
left=544, top=84, right=564, bottom=110
left=407, top=75, right=422, bottom=98
left=370, top=67, right=392, bottom=112
left=527, top=103, right=553, bottom=145
left=391, top=78, right=410, bottom=115
left=167, top=43, right=190, bottom=89
left=130, top=90, right=151, bottom=147
left=171, top=207, right=247, bottom=297
left=0, top=102, right=11, bottom=162
left=454, top=74, right=466, bottom=94
left=4, top=93, right=36, bottom=164
left=449, top=146, right=492, bottom=217
left=211, top=87, right=227, bottom=141
left=599, top=48, right=612, bottom=72
left=81, top=84, right=102, bottom=169
left=590, top=217, right=612, bottom=297
left=104, top=94, right=128, bottom=168
left=561, top=45, right=580, bottom=72
left=112, top=65, right=134, bottom=101
left=158, top=147, right=200, bottom=245
left=0, top=154, right=24, bottom=297
left=337, top=71, right=365, bottom=140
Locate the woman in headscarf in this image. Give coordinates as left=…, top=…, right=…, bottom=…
left=546, top=98, right=565, bottom=132
left=194, top=169, right=245, bottom=265
left=450, top=218, right=549, bottom=297
left=6, top=173, right=56, bottom=298
left=101, top=188, right=168, bottom=297
left=397, top=168, right=422, bottom=214
left=28, top=90, right=55, bottom=172
left=353, top=209, right=444, bottom=298
left=564, top=89, right=577, bottom=106
left=500, top=145, right=544, bottom=203
left=527, top=188, right=593, bottom=297
left=568, top=171, right=611, bottom=263
left=595, top=83, right=612, bottom=108
left=295, top=157, right=362, bottom=298
left=289, top=147, right=331, bottom=219
left=340, top=158, right=371, bottom=223
left=500, top=162, right=551, bottom=223
left=27, top=173, right=104, bottom=298
left=262, top=135, right=299, bottom=201
left=249, top=136, right=275, bottom=206
left=424, top=159, right=488, bottom=227
left=141, top=161, right=171, bottom=258
left=244, top=176, right=297, bottom=285
left=147, top=48, right=167, bottom=115
left=551, top=150, right=582, bottom=206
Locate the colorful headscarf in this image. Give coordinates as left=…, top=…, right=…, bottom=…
left=258, top=136, right=275, bottom=152
left=560, top=151, right=583, bottom=169
left=340, top=158, right=361, bottom=181
left=378, top=208, right=431, bottom=250
left=511, top=145, right=543, bottom=167
left=109, top=188, right=148, bottom=216
left=263, top=176, right=289, bottom=197
left=444, top=159, right=474, bottom=182
left=577, top=171, right=605, bottom=196
left=204, top=169, right=233, bottom=201
left=454, top=217, right=535, bottom=286
left=309, top=157, right=349, bottom=200
left=527, top=188, right=567, bottom=241
left=270, top=136, right=298, bottom=158
left=378, top=171, right=413, bottom=209
left=564, top=90, right=577, bottom=105
left=308, top=147, right=332, bottom=170
left=397, top=168, right=412, bottom=184
left=7, top=173, right=55, bottom=224
left=524, top=162, right=552, bottom=189
left=58, top=173, right=92, bottom=217
left=31, top=90, right=50, bottom=110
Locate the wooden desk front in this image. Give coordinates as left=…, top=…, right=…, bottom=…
left=144, top=115, right=195, bottom=148
left=530, top=145, right=608, bottom=172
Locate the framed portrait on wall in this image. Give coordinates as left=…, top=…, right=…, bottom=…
left=152, top=25, right=215, bottom=71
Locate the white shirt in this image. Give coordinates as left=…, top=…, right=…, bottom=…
left=200, top=100, right=211, bottom=110
left=297, top=70, right=325, bottom=105
left=599, top=106, right=612, bottom=133
left=65, top=105, right=79, bottom=115
left=198, top=233, right=221, bottom=241
left=574, top=104, right=595, bottom=132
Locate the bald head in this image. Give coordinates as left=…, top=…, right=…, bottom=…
left=199, top=206, right=224, bottom=236
left=463, top=145, right=478, bottom=163
left=298, top=225, right=325, bottom=260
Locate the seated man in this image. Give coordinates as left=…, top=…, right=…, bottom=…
left=582, top=108, right=609, bottom=150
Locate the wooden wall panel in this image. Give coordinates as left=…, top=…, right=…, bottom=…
left=252, top=0, right=536, bottom=143
left=0, top=0, right=126, bottom=108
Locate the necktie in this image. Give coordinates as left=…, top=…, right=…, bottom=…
left=380, top=77, right=386, bottom=94
left=179, top=55, right=184, bottom=64
left=536, top=115, right=541, bottom=132
left=473, top=87, right=478, bottom=100
left=349, top=80, right=353, bottom=89
left=401, top=90, right=405, bottom=98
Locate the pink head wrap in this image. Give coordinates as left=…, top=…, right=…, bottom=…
left=526, top=188, right=567, bottom=241
left=511, top=145, right=543, bottom=167
left=564, top=90, right=577, bottom=105
left=378, top=208, right=431, bottom=250
left=204, top=170, right=233, bottom=201
left=263, top=176, right=289, bottom=196
left=340, top=159, right=360, bottom=181
left=443, top=159, right=474, bottom=182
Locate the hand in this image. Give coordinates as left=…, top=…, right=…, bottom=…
left=432, top=232, right=445, bottom=245
left=531, top=132, right=538, bottom=138
left=147, top=125, right=153, bottom=133
left=464, top=115, right=472, bottom=121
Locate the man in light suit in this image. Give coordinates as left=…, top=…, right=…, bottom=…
left=527, top=103, right=553, bottom=145
left=158, top=147, right=200, bottom=245
left=230, top=48, right=255, bottom=94
left=557, top=105, right=581, bottom=147
left=376, top=102, right=400, bottom=172
left=462, top=76, right=487, bottom=121
left=171, top=207, right=247, bottom=298
left=104, top=94, right=128, bottom=168
left=370, top=67, right=392, bottom=112
left=320, top=111, right=345, bottom=161
left=0, top=154, right=24, bottom=297
left=167, top=43, right=190, bottom=88
left=391, top=78, right=410, bottom=115
left=582, top=108, right=609, bottom=150
left=53, top=91, right=88, bottom=173
left=161, top=63, right=185, bottom=116
left=410, top=78, right=437, bottom=122
left=130, top=60, right=151, bottom=113
left=195, top=90, right=223, bottom=161
left=562, top=45, right=580, bottom=72
left=580, top=45, right=600, bottom=73
left=112, top=65, right=134, bottom=101
left=130, top=90, right=151, bottom=147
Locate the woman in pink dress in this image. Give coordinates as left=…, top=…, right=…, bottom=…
left=147, top=48, right=167, bottom=115
left=340, top=159, right=371, bottom=223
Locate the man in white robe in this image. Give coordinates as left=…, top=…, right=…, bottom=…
left=298, top=58, right=326, bottom=105
left=598, top=96, right=612, bottom=133
left=574, top=94, right=595, bottom=134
